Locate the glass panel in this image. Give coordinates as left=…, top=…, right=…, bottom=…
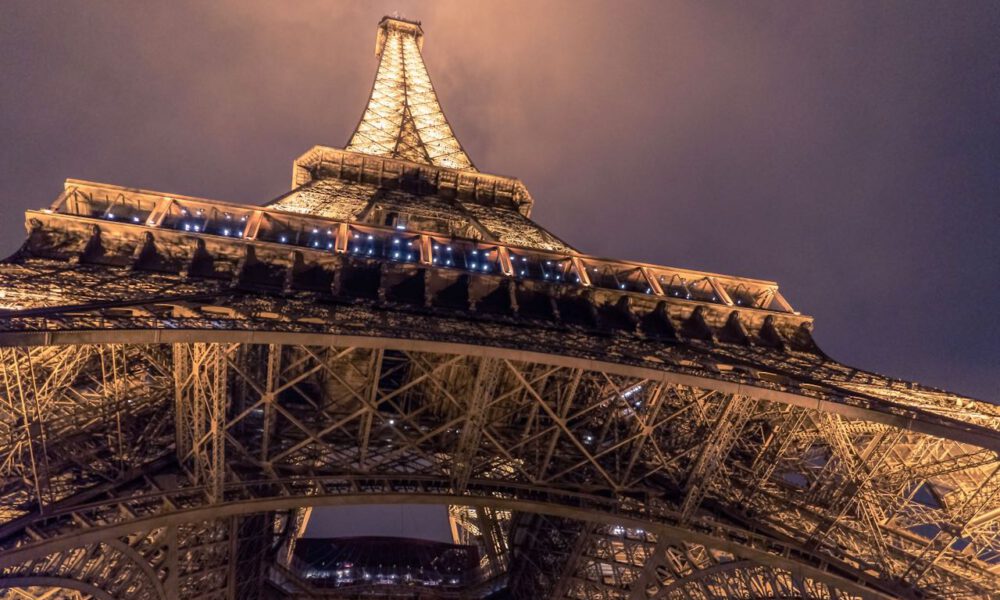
left=66, top=189, right=157, bottom=224
left=347, top=227, right=419, bottom=263
left=684, top=277, right=718, bottom=302
left=724, top=283, right=758, bottom=307
left=507, top=250, right=579, bottom=284
left=252, top=213, right=338, bottom=250
left=162, top=202, right=254, bottom=239
left=430, top=238, right=502, bottom=274
left=656, top=273, right=721, bottom=303
left=581, top=260, right=652, bottom=293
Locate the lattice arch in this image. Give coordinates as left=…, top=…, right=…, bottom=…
left=0, top=338, right=997, bottom=598
left=2, top=12, right=999, bottom=600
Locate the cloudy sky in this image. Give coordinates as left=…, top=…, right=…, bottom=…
left=2, top=1, right=997, bottom=407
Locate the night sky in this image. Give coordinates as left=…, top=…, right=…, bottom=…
left=1, top=2, right=997, bottom=418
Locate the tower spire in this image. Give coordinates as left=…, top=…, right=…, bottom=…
left=346, top=16, right=477, bottom=171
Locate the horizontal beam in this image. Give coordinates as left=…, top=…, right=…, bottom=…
left=0, top=329, right=995, bottom=451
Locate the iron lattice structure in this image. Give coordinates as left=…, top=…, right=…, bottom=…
left=0, top=15, right=998, bottom=600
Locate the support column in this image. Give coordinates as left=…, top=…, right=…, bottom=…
left=173, top=343, right=232, bottom=503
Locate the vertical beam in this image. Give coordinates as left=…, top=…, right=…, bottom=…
left=226, top=516, right=238, bottom=600
left=628, top=536, right=670, bottom=600
left=475, top=506, right=509, bottom=577
left=680, top=394, right=756, bottom=522
left=260, top=344, right=281, bottom=464
left=173, top=343, right=231, bottom=502
left=358, top=348, right=384, bottom=470
left=279, top=507, right=312, bottom=567
left=451, top=357, right=502, bottom=493
left=1, top=348, right=38, bottom=510
left=164, top=525, right=179, bottom=600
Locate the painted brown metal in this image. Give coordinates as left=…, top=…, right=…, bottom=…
left=0, top=15, right=998, bottom=600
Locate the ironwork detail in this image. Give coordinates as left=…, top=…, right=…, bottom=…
left=0, top=14, right=997, bottom=600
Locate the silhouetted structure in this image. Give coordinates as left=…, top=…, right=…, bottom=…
left=293, top=536, right=479, bottom=590
left=0, top=15, right=998, bottom=600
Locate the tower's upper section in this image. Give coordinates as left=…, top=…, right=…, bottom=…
left=345, top=17, right=476, bottom=172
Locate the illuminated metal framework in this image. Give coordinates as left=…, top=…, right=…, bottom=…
left=346, top=17, right=475, bottom=171
left=1, top=14, right=998, bottom=600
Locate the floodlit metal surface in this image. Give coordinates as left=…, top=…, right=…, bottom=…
left=1, top=15, right=998, bottom=600
left=345, top=17, right=476, bottom=171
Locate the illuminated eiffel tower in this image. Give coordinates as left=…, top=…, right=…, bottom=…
left=0, top=15, right=998, bottom=600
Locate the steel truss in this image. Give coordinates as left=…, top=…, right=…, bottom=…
left=0, top=340, right=997, bottom=599
left=2, top=13, right=998, bottom=600
left=346, top=17, right=476, bottom=171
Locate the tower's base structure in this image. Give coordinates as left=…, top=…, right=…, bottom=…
left=0, top=16, right=998, bottom=600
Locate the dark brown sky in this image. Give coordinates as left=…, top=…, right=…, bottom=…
left=1, top=1, right=998, bottom=402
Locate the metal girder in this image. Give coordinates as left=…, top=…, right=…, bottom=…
left=4, top=12, right=996, bottom=600
left=679, top=393, right=757, bottom=522
left=173, top=343, right=234, bottom=503
left=451, top=358, right=503, bottom=493
left=0, top=342, right=997, bottom=599
left=1, top=322, right=995, bottom=453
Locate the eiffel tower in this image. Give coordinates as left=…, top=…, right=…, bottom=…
left=0, top=15, right=997, bottom=600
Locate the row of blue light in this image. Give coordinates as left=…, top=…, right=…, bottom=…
left=114, top=210, right=741, bottom=303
